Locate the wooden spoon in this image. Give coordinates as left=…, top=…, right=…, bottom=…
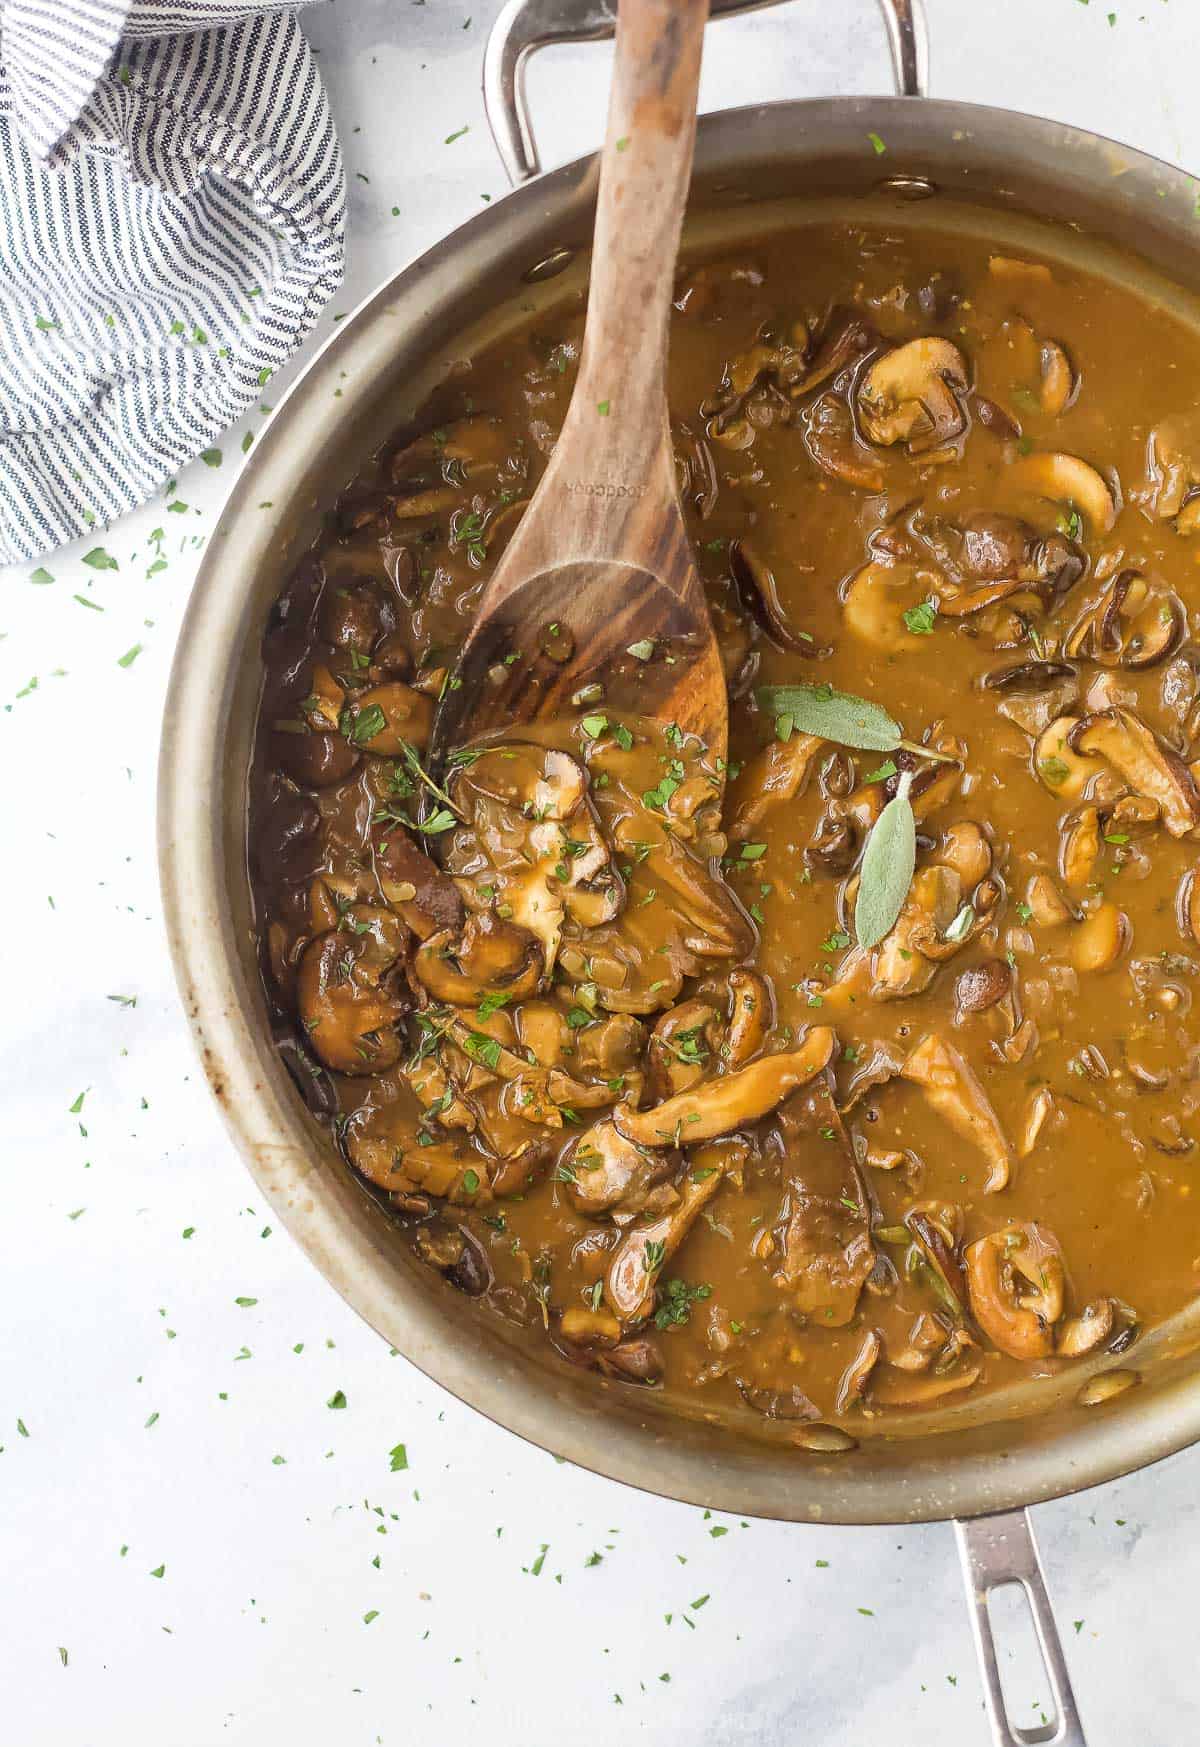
left=431, top=0, right=726, bottom=771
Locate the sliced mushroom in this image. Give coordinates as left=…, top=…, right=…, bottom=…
left=939, top=821, right=993, bottom=890
left=1065, top=570, right=1184, bottom=671
left=1025, top=873, right=1073, bottom=927
left=1057, top=1298, right=1117, bottom=1358
left=871, top=865, right=964, bottom=999
left=729, top=539, right=825, bottom=653
left=614, top=1029, right=836, bottom=1148
left=1007, top=451, right=1117, bottom=533
left=296, top=908, right=408, bottom=1075
left=563, top=1119, right=680, bottom=1218
left=604, top=1164, right=725, bottom=1322
left=348, top=1114, right=487, bottom=1202
left=647, top=998, right=722, bottom=1101
left=1072, top=708, right=1200, bottom=837
left=835, top=1328, right=882, bottom=1413
left=1069, top=901, right=1129, bottom=975
left=843, top=561, right=941, bottom=651
left=300, top=663, right=345, bottom=731
left=1137, top=420, right=1200, bottom=533
left=1018, top=1086, right=1056, bottom=1158
left=900, top=1033, right=1013, bottom=1191
left=1039, top=340, right=1075, bottom=416
left=964, top=1222, right=1065, bottom=1359
left=374, top=828, right=464, bottom=939
left=725, top=969, right=770, bottom=1068
left=1034, top=715, right=1097, bottom=801
left=727, top=732, right=823, bottom=839
left=559, top=1304, right=622, bottom=1349
left=272, top=722, right=360, bottom=789
left=450, top=743, right=622, bottom=973
left=412, top=911, right=544, bottom=1005
left=1060, top=808, right=1100, bottom=890
left=955, top=958, right=1013, bottom=1015
left=905, top=1206, right=970, bottom=1322
left=803, top=391, right=885, bottom=491
left=857, top=337, right=968, bottom=453
left=390, top=417, right=515, bottom=516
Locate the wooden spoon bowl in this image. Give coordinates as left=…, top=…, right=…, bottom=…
left=431, top=0, right=726, bottom=769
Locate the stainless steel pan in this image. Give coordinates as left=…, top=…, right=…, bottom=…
left=158, top=4, right=1200, bottom=1739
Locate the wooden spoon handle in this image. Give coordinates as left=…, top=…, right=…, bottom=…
left=554, top=0, right=709, bottom=493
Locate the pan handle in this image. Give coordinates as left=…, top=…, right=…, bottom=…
left=482, top=0, right=929, bottom=187
left=955, top=1508, right=1089, bottom=1747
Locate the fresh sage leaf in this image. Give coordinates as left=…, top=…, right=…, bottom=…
left=854, top=770, right=915, bottom=948
left=757, top=683, right=902, bottom=752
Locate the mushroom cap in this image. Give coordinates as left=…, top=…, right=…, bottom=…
left=857, top=337, right=968, bottom=452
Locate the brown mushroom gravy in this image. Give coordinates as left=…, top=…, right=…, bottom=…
left=249, top=219, right=1200, bottom=1434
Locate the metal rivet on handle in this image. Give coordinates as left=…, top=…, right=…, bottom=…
left=877, top=174, right=938, bottom=200
left=793, top=1423, right=858, bottom=1453
left=1076, top=1367, right=1140, bottom=1407
left=522, top=246, right=575, bottom=284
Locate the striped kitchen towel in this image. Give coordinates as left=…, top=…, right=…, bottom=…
left=0, top=0, right=345, bottom=563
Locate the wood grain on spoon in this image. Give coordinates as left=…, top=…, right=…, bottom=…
left=431, top=0, right=726, bottom=771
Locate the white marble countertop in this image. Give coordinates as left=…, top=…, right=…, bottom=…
left=5, top=2, right=1200, bottom=1741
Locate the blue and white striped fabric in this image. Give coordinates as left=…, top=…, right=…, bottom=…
left=0, top=0, right=344, bottom=562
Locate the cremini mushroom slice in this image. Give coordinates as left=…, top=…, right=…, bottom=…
left=1018, top=1086, right=1056, bottom=1158
left=938, top=821, right=993, bottom=890
left=729, top=539, right=825, bottom=654
left=843, top=561, right=941, bottom=650
left=803, top=390, right=886, bottom=491
left=1057, top=1297, right=1117, bottom=1358
left=296, top=907, right=408, bottom=1075
left=1180, top=862, right=1200, bottom=950
left=1069, top=901, right=1129, bottom=975
left=871, top=865, right=963, bottom=999
left=834, top=1328, right=882, bottom=1414
left=301, top=663, right=345, bottom=731
left=727, top=732, right=823, bottom=839
left=1038, top=340, right=1075, bottom=416
left=964, top=1222, right=1065, bottom=1359
left=1007, top=450, right=1117, bottom=533
left=614, top=1029, right=836, bottom=1148
left=725, top=969, right=771, bottom=1068
left=900, top=1033, right=1013, bottom=1191
left=559, top=1304, right=622, bottom=1349
left=1025, top=872, right=1073, bottom=928
left=1072, top=708, right=1200, bottom=837
left=1137, top=419, right=1200, bottom=532
left=1060, top=807, right=1101, bottom=890
left=603, top=1161, right=726, bottom=1322
left=1034, top=715, right=1097, bottom=801
left=1065, top=569, right=1184, bottom=671
left=348, top=1116, right=486, bottom=1202
left=562, top=1119, right=681, bottom=1219
left=390, top=416, right=516, bottom=517
left=449, top=743, right=622, bottom=973
left=373, top=828, right=464, bottom=940
left=647, top=998, right=723, bottom=1101
left=412, top=912, right=544, bottom=1006
left=857, top=337, right=968, bottom=453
